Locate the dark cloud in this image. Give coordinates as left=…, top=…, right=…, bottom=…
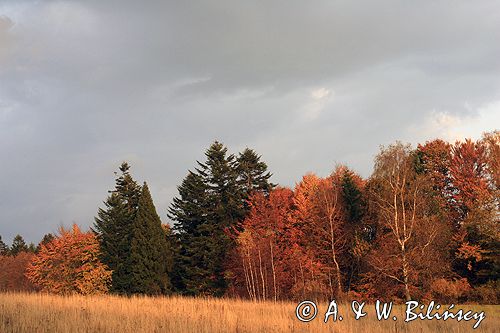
left=0, top=0, right=499, bottom=243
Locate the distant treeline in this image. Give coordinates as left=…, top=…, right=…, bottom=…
left=1, top=131, right=498, bottom=304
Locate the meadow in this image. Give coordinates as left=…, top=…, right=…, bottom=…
left=0, top=292, right=498, bottom=333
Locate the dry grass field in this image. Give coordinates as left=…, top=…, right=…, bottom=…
left=0, top=292, right=498, bottom=333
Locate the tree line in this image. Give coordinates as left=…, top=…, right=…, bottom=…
left=0, top=131, right=498, bottom=303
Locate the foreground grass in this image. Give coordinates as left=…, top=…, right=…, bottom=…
left=0, top=293, right=498, bottom=332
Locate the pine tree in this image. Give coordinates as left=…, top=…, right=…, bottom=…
left=10, top=235, right=28, bottom=256
left=128, top=183, right=172, bottom=295
left=0, top=235, right=9, bottom=255
left=93, top=162, right=141, bottom=293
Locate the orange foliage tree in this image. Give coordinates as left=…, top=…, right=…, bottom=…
left=231, top=187, right=297, bottom=301
left=449, top=138, right=498, bottom=284
left=296, top=169, right=350, bottom=299
left=0, top=252, right=37, bottom=292
left=481, top=130, right=500, bottom=189
left=366, top=142, right=451, bottom=301
left=26, top=224, right=112, bottom=295
left=417, top=139, right=453, bottom=216
left=291, top=174, right=327, bottom=299
left=450, top=139, right=491, bottom=220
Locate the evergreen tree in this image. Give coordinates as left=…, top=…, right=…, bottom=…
left=168, top=171, right=210, bottom=294
left=236, top=148, right=275, bottom=197
left=197, top=141, right=245, bottom=227
left=128, top=183, right=172, bottom=294
left=36, top=233, right=55, bottom=252
left=341, top=170, right=365, bottom=225
left=169, top=142, right=276, bottom=296
left=161, top=224, right=175, bottom=283
left=197, top=142, right=246, bottom=295
left=339, top=168, right=372, bottom=293
left=10, top=234, right=28, bottom=256
left=170, top=142, right=244, bottom=296
left=0, top=235, right=9, bottom=255
left=93, top=162, right=141, bottom=293
left=27, top=242, right=37, bottom=253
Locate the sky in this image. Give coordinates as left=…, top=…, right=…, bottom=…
left=1, top=0, right=499, bottom=244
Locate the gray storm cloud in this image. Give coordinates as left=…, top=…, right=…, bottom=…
left=0, top=0, right=499, bottom=243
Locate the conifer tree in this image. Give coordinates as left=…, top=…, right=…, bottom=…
left=341, top=169, right=368, bottom=291
left=0, top=236, right=8, bottom=256
left=10, top=235, right=28, bottom=256
left=341, top=170, right=365, bottom=225
left=170, top=142, right=275, bottom=296
left=236, top=148, right=275, bottom=197
left=129, top=183, right=172, bottom=295
left=93, top=162, right=141, bottom=293
left=170, top=142, right=243, bottom=295
left=36, top=233, right=55, bottom=252
left=27, top=243, right=36, bottom=253
left=168, top=171, right=210, bottom=294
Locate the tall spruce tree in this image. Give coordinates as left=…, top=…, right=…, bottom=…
left=168, top=171, right=210, bottom=294
left=10, top=234, right=28, bottom=256
left=169, top=142, right=275, bottom=296
left=197, top=142, right=246, bottom=295
left=0, top=235, right=8, bottom=255
left=129, top=183, right=172, bottom=294
left=169, top=142, right=243, bottom=295
left=236, top=148, right=275, bottom=198
left=93, top=162, right=141, bottom=293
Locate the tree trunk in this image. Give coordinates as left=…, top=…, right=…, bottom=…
left=270, top=239, right=277, bottom=302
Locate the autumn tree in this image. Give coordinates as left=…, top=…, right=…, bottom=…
left=449, top=138, right=499, bottom=285
left=367, top=142, right=451, bottom=301
left=291, top=173, right=328, bottom=299
left=0, top=252, right=37, bottom=292
left=449, top=139, right=491, bottom=222
left=232, top=187, right=295, bottom=301
left=311, top=169, right=348, bottom=298
left=27, top=224, right=112, bottom=295
left=416, top=139, right=453, bottom=217
left=481, top=130, right=500, bottom=189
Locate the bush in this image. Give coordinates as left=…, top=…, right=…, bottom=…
left=467, top=280, right=500, bottom=304
left=428, top=278, right=471, bottom=303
